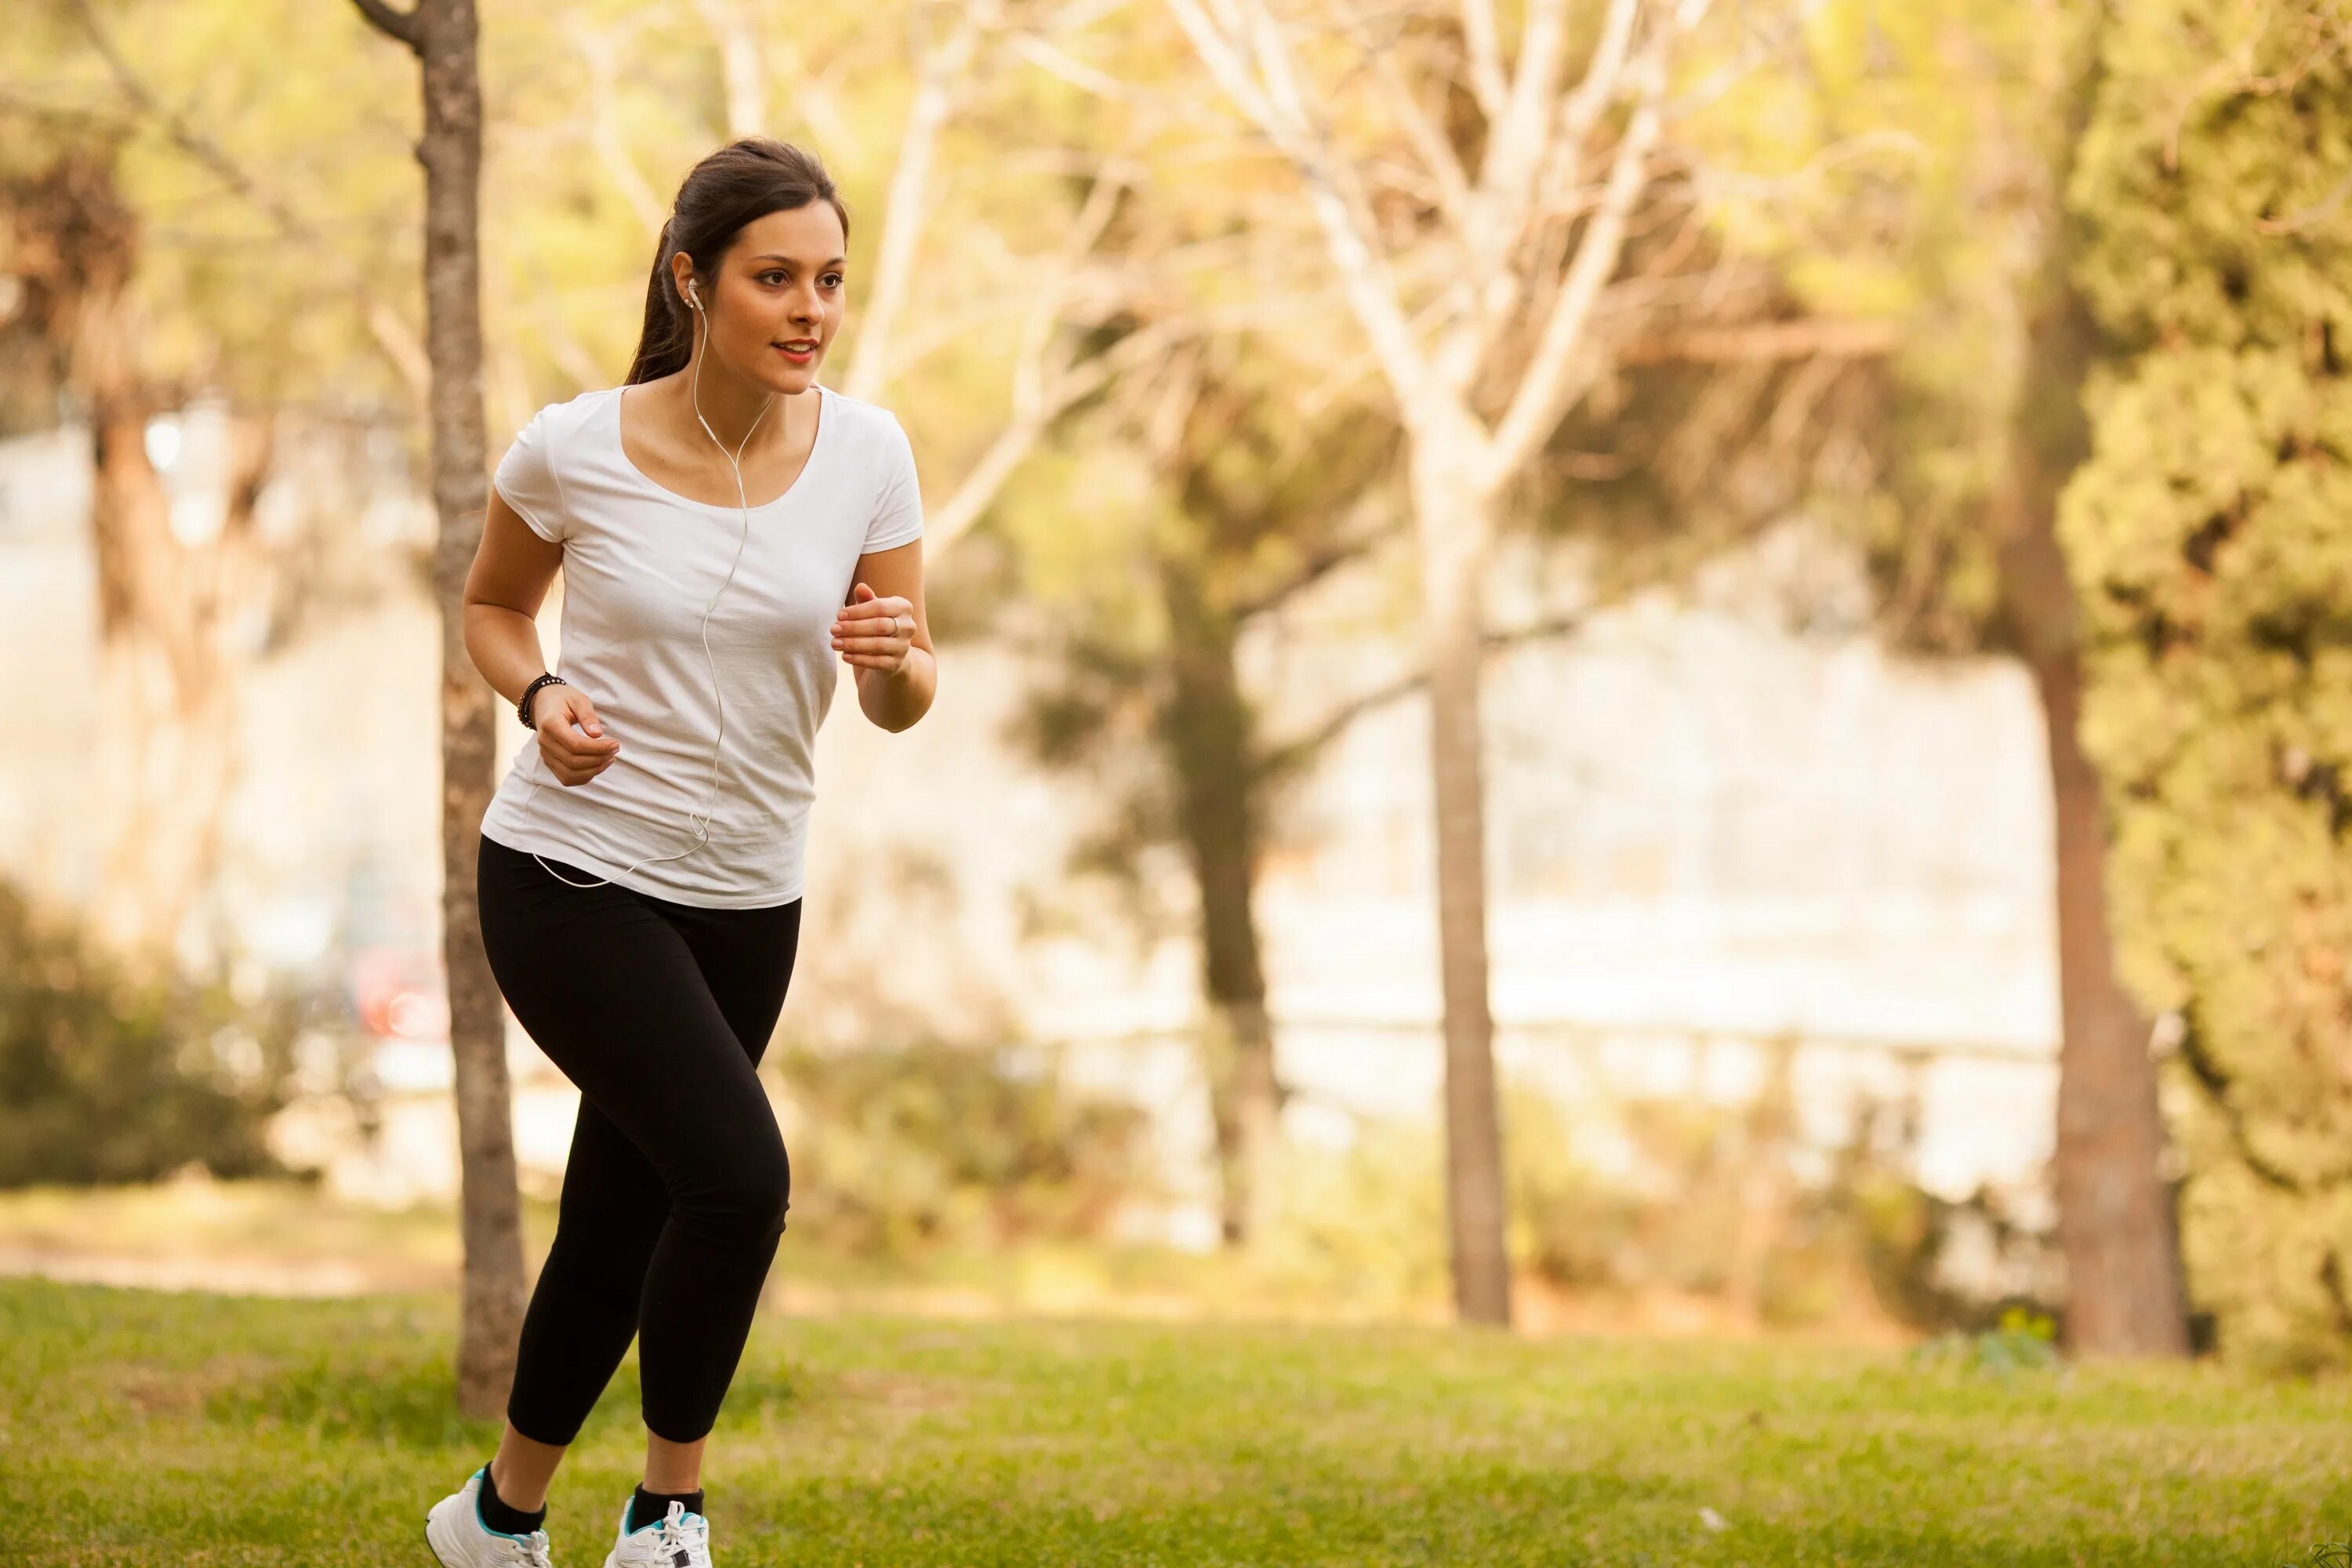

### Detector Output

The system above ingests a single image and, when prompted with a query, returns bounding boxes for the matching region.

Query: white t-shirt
[477,380,923,907]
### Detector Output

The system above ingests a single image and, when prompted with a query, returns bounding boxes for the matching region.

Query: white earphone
[525,264,781,891]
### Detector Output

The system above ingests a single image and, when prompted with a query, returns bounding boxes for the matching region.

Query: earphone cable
[522,289,777,891]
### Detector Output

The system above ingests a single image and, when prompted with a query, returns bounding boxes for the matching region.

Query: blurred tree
[2061,0,2352,1367]
[996,274,1853,1254]
[985,0,1886,1256]
[1163,0,1730,1328]
[1008,334,1403,1247]
[2,0,428,966]
[351,0,525,1420]
[1711,0,2192,1356]
[826,0,1185,547]
[1997,5,2190,1360]
[0,145,273,961]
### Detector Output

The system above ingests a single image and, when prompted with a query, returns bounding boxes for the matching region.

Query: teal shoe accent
[473,1465,536,1542]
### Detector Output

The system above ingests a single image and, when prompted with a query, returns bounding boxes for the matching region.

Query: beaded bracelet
[518,671,568,730]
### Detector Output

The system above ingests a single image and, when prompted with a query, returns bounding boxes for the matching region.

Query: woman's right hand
[535,684,621,786]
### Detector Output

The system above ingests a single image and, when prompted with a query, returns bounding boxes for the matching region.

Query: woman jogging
[424,137,935,1568]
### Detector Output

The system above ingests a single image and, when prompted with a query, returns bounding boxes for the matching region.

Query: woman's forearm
[465,602,555,709]
[855,645,936,732]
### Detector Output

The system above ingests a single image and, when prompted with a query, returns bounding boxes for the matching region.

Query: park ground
[5,1272,2352,1566]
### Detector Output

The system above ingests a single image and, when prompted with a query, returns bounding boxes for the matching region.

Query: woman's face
[678,201,847,394]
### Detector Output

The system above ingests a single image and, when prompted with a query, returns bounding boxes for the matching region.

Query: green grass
[2,1276,2350,1566]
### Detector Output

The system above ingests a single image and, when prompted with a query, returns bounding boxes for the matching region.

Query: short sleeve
[862,414,925,554]
[493,405,568,543]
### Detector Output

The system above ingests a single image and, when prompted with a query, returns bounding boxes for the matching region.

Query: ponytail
[624,140,850,386]
[626,218,691,385]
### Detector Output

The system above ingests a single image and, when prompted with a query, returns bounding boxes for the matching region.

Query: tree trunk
[1157,553,1283,1247]
[61,154,252,966]
[1724,1034,1798,1326]
[1411,439,1511,1327]
[2038,644,2189,1356]
[354,0,526,1417]
[1997,142,2190,1355]
[2002,507,2190,1357]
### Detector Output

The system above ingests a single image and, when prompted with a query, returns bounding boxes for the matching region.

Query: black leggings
[475,833,802,1446]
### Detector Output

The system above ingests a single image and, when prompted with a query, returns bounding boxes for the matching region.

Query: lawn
[2,1275,2349,1566]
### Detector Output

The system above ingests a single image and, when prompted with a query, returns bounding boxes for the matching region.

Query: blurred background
[1,0,2343,1375]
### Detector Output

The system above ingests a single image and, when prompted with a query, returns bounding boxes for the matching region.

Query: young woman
[425,139,935,1568]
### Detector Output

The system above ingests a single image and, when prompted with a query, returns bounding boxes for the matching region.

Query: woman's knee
[677,1125,791,1243]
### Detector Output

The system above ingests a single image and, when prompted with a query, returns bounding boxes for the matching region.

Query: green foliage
[1911,1306,2063,1379]
[1253,1112,1451,1313]
[2,0,426,419]
[1261,1077,2052,1334]
[1677,0,2106,656]
[995,342,1405,946]
[2060,0,2352,1367]
[2285,1544,2352,1568]
[771,1035,1155,1261]
[0,880,310,1189]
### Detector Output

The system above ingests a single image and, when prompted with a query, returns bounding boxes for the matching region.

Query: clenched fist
[535,683,621,786]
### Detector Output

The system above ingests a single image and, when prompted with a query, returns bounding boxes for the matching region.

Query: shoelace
[498,1527,554,1568]
[654,1501,710,1567]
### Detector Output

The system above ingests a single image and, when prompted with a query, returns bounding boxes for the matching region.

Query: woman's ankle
[627,1484,706,1532]
[478,1460,549,1533]
[488,1424,568,1513]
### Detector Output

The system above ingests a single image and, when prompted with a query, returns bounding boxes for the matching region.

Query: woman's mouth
[775,339,816,364]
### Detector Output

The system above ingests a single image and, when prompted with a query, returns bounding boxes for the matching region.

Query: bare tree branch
[1369,46,1472,231]
[862,199,1324,550]
[1457,0,1509,121]
[927,309,1192,546]
[1010,163,1134,413]
[764,27,860,155]
[1483,64,1667,483]
[1475,0,1570,209]
[350,0,423,55]
[579,24,670,233]
[1227,506,1408,620]
[73,0,312,245]
[1534,0,1642,220]
[1166,0,1436,404]
[1618,316,1900,364]
[0,87,135,133]
[691,0,769,139]
[1004,27,1135,100]
[71,0,430,407]
[1258,611,1588,779]
[840,0,999,401]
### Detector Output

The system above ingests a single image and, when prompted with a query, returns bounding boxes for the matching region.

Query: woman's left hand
[832,581,917,673]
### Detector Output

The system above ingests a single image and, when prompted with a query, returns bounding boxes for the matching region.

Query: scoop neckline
[609,381,832,514]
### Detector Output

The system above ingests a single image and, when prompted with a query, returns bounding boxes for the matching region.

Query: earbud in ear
[686,279,702,310]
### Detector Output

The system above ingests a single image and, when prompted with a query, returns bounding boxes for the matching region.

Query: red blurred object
[350,946,449,1040]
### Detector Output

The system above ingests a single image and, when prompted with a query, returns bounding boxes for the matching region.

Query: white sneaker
[424,1465,555,1568]
[601,1498,713,1568]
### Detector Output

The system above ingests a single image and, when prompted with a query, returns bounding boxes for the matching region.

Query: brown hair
[626,138,850,385]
